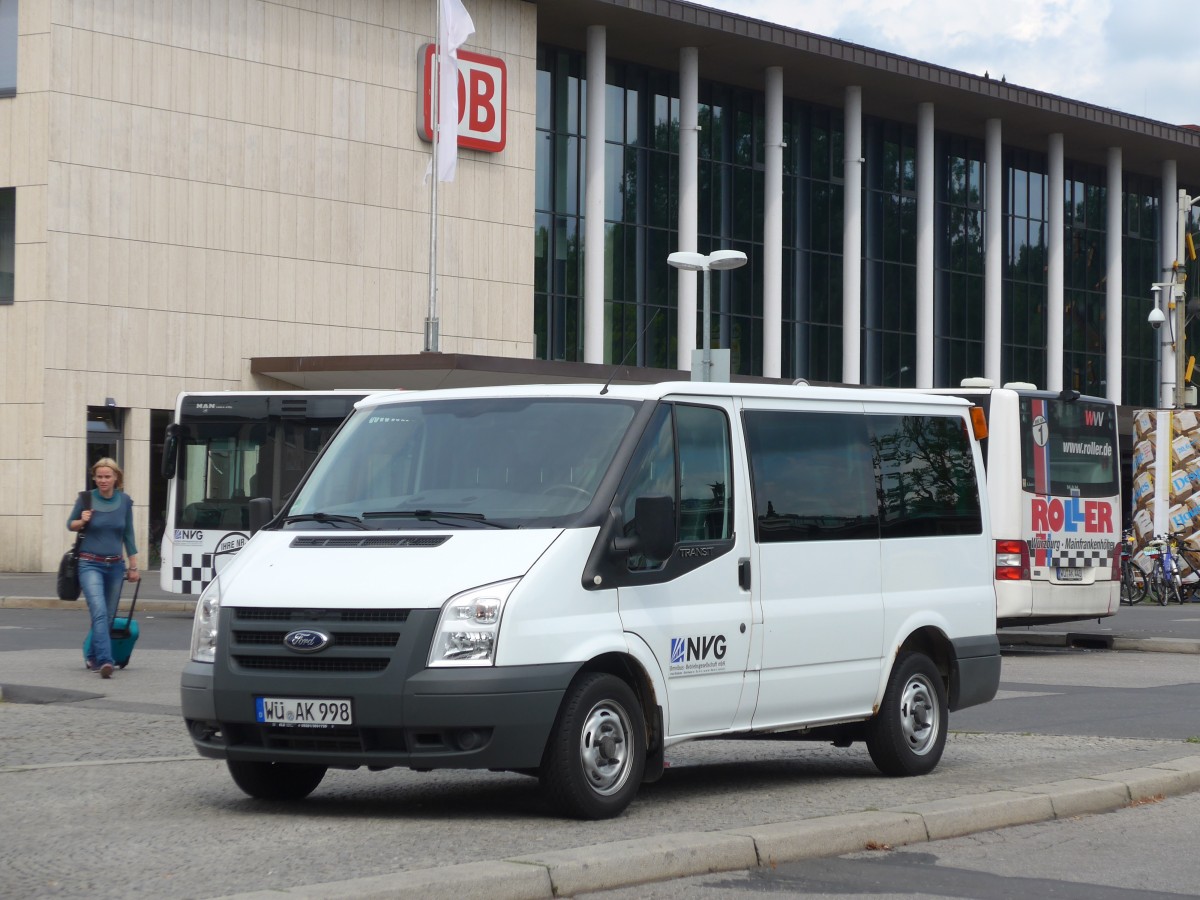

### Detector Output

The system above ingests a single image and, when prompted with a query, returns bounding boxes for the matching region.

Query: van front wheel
[866,652,946,777]
[540,673,645,819]
[226,760,327,800]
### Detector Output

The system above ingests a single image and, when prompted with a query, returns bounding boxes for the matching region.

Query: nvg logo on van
[174,529,203,544]
[669,635,727,677]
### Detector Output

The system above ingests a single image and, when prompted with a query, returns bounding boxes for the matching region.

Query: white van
[181,382,1001,819]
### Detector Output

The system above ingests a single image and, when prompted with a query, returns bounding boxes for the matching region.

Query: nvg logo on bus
[173,529,203,544]
[669,635,727,678]
[1031,497,1113,533]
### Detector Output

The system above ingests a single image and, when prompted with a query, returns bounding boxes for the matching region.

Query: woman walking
[67,458,140,678]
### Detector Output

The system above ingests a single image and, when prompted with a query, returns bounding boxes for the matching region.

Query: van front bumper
[180,606,581,771]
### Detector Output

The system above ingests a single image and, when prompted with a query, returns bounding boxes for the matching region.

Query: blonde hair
[91,457,124,489]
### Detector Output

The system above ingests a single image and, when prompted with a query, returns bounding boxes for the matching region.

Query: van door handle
[738,557,751,591]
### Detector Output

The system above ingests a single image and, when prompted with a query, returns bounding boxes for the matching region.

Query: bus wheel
[866,652,947,777]
[227,760,327,800]
[540,673,645,819]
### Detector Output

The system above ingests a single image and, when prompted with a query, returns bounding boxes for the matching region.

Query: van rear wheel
[540,673,645,819]
[866,651,946,777]
[227,760,327,800]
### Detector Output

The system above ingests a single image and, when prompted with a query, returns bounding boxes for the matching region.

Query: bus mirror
[248,497,274,534]
[161,424,180,479]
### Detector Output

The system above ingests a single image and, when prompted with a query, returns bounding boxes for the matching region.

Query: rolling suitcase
[83,579,141,670]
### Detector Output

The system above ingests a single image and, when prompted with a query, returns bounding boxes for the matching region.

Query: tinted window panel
[744,410,878,542]
[870,414,982,538]
[676,404,733,541]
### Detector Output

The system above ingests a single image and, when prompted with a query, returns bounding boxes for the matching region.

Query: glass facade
[935,135,986,387]
[533,43,1163,403]
[0,188,13,304]
[1003,149,1048,389]
[1122,178,1161,408]
[0,0,15,97]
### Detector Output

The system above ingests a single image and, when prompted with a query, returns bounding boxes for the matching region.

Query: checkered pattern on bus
[1051,547,1109,567]
[172,552,215,594]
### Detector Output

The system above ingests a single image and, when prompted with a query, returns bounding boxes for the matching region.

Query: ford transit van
[181,382,1001,818]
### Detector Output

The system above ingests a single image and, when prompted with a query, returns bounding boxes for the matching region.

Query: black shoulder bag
[56,490,91,601]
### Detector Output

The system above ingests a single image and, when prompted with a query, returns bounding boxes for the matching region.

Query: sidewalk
[0,570,196,612]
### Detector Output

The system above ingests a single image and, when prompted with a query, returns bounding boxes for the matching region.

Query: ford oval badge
[283,629,332,653]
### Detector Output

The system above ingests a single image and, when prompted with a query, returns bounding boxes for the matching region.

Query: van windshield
[285,397,640,528]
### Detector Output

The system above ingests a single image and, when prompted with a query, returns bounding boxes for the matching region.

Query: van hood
[216,528,564,609]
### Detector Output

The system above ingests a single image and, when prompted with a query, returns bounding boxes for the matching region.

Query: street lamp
[667,249,748,382]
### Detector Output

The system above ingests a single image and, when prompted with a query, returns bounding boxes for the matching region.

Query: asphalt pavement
[2,574,1199,899]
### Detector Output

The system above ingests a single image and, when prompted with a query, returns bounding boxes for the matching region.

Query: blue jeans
[79,559,125,667]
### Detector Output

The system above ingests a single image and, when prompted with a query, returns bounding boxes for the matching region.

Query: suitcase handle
[111,578,140,638]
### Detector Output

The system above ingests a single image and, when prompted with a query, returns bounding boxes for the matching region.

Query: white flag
[436,0,475,182]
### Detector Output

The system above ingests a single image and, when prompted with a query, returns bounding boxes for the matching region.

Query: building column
[763,66,783,379]
[677,47,699,371]
[583,25,606,364]
[916,102,934,388]
[1106,147,1123,405]
[985,118,1003,384]
[842,86,863,384]
[1047,133,1064,391]
[1161,160,1178,408]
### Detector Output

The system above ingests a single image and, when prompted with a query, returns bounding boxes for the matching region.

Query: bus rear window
[1019,398,1118,498]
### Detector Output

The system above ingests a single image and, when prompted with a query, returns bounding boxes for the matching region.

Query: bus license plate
[256,697,353,726]
[1057,567,1084,582]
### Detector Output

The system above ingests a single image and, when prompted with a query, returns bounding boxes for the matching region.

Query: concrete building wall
[0,0,536,571]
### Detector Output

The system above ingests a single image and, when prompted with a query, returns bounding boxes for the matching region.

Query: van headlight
[427,579,518,667]
[190,579,222,663]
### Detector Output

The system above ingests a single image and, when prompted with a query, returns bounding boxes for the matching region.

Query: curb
[999,631,1200,654]
[0,596,197,613]
[215,755,1200,900]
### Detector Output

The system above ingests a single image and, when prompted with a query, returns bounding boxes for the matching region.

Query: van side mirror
[248,497,274,535]
[161,424,180,479]
[612,495,676,561]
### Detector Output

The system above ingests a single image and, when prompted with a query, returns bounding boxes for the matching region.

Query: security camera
[1148,306,1166,330]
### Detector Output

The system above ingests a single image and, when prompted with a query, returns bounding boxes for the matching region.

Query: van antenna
[600,309,662,395]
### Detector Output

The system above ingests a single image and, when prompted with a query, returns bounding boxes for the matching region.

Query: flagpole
[425,0,441,352]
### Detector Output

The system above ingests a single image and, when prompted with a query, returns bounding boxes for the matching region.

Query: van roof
[352,381,974,410]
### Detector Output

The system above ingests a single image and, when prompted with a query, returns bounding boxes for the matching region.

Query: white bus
[935,380,1121,627]
[159,391,372,594]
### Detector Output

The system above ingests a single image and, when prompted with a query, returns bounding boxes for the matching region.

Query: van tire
[540,673,645,819]
[866,651,946,777]
[226,760,327,800]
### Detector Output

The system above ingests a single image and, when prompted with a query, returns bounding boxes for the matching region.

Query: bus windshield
[172,395,363,531]
[161,392,368,593]
[1019,397,1118,499]
[286,397,640,528]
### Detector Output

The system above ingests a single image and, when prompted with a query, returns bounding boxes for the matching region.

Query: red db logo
[420,45,507,153]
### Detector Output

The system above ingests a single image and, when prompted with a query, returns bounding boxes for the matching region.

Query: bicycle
[1167,532,1200,603]
[1119,530,1149,605]
[1144,535,1182,606]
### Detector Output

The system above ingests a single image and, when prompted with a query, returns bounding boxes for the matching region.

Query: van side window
[619,403,734,570]
[869,415,982,538]
[676,404,733,542]
[743,410,878,542]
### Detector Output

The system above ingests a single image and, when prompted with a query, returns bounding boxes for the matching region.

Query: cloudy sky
[695,0,1198,127]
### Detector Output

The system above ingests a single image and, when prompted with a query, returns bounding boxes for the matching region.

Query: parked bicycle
[1167,532,1200,603]
[1144,534,1182,606]
[1119,530,1149,605]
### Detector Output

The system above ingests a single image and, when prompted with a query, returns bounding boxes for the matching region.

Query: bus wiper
[362,510,508,528]
[280,512,369,530]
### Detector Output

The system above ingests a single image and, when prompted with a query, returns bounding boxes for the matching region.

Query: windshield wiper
[280,512,369,530]
[362,510,508,529]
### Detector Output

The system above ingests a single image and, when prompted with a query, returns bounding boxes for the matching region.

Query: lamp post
[667,249,748,382]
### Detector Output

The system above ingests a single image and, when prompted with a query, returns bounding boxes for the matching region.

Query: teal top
[67,489,138,558]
